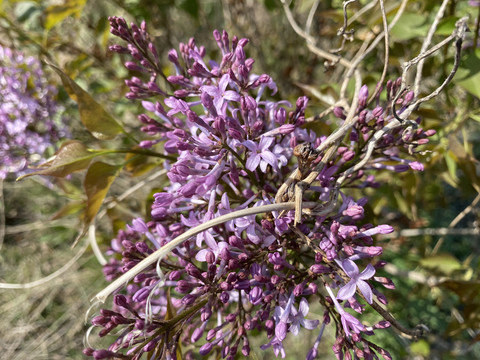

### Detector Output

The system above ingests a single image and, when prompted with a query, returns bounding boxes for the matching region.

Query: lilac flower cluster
[0,46,69,179]
[85,18,435,359]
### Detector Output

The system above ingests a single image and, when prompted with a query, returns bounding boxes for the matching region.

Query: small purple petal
[337,281,357,301]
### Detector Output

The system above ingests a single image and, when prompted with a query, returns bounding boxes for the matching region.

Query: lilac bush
[84,17,439,360]
[0,46,69,179]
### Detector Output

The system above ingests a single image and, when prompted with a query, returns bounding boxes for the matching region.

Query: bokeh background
[1,0,480,359]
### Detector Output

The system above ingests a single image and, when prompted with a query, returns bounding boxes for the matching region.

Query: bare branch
[413,0,451,98]
[93,201,325,303]
[393,17,468,123]
[431,192,480,255]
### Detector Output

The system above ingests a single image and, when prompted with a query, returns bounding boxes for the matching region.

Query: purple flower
[289,298,319,335]
[164,97,190,116]
[306,322,326,360]
[201,74,240,115]
[260,337,286,358]
[326,285,366,337]
[409,161,424,171]
[336,259,376,304]
[195,236,229,262]
[92,19,441,360]
[244,136,279,172]
[273,293,295,341]
[0,46,69,178]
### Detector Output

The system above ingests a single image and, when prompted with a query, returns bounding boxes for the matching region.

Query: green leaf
[45,0,87,30]
[440,280,480,304]
[264,0,279,11]
[470,113,480,123]
[390,12,429,41]
[435,16,459,36]
[420,253,462,275]
[14,1,41,23]
[48,62,125,140]
[410,339,430,357]
[177,0,199,18]
[444,150,459,185]
[454,49,480,99]
[16,140,97,180]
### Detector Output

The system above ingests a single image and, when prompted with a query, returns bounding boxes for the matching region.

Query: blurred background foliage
[0,0,480,359]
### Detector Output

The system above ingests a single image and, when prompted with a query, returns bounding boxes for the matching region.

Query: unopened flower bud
[310,264,330,274]
[199,343,213,356]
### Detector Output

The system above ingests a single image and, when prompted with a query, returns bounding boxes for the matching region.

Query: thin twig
[413,0,451,99]
[4,219,77,234]
[393,17,468,122]
[281,0,354,69]
[382,226,480,239]
[369,299,429,339]
[340,0,408,103]
[305,0,320,36]
[348,0,378,25]
[338,1,357,38]
[330,0,357,53]
[430,193,480,255]
[368,0,389,102]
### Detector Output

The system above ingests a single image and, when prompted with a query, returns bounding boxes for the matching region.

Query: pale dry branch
[93,201,327,303]
[393,17,468,123]
[413,0,451,99]
[382,226,480,239]
[305,0,320,36]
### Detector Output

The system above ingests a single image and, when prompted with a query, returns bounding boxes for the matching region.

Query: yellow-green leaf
[73,161,121,246]
[410,339,430,357]
[51,200,85,220]
[45,0,86,30]
[17,140,97,180]
[48,62,124,140]
[420,253,462,275]
[84,161,122,226]
[444,150,459,185]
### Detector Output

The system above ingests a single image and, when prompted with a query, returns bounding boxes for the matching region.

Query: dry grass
[0,178,106,359]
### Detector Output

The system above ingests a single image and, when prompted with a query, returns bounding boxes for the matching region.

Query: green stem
[92,148,176,161]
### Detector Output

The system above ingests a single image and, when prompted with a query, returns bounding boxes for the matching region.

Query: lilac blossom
[243,136,280,172]
[289,298,320,335]
[200,73,240,115]
[326,285,366,337]
[0,46,69,178]
[336,258,376,304]
[85,19,437,360]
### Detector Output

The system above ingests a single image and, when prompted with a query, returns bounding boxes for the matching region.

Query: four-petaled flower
[289,298,319,335]
[336,258,376,304]
[201,73,240,116]
[244,136,279,172]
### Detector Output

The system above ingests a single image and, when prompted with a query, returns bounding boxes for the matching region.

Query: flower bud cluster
[0,46,69,179]
[86,19,432,359]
